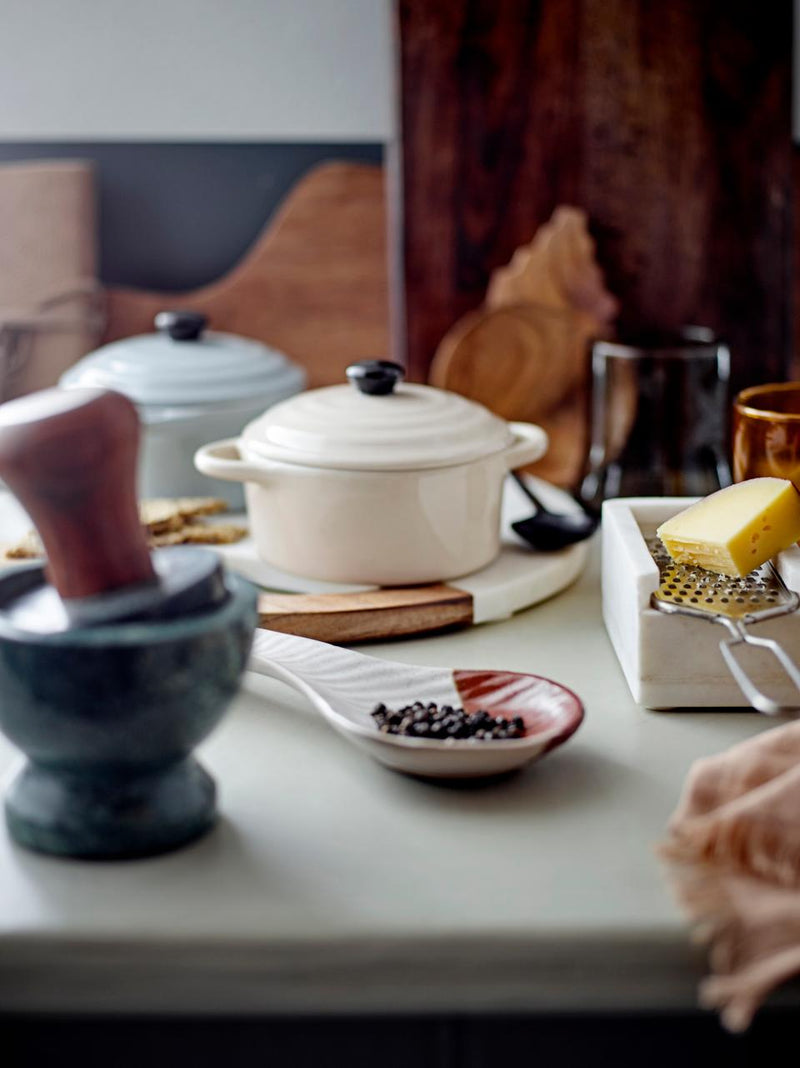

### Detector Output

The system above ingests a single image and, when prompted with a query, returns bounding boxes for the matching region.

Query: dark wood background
[396,0,793,392]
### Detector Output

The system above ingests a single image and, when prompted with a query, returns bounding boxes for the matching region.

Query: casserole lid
[60,310,305,407]
[241,360,516,471]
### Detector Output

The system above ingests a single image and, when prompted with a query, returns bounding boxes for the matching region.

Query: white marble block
[602,497,800,710]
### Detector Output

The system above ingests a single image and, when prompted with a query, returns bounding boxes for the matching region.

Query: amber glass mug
[733,382,800,486]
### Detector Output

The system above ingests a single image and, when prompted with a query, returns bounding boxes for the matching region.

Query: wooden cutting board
[255,584,474,643]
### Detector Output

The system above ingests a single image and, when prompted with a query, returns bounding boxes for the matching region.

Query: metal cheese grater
[648,536,800,714]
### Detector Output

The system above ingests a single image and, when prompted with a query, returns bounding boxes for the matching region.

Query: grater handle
[718,618,800,716]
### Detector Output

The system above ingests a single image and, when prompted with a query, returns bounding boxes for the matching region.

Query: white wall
[0,0,395,141]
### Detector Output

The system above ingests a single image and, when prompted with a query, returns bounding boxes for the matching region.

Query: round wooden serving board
[0,478,590,644]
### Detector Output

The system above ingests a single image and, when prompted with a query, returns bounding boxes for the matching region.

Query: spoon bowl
[511,472,599,552]
[248,630,584,779]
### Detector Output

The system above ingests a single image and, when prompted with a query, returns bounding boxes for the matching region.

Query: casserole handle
[194,439,267,485]
[503,423,549,470]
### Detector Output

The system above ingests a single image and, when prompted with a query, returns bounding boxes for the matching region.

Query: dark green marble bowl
[0,566,258,859]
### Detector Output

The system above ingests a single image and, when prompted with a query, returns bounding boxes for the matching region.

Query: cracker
[139,497,228,534]
[138,502,184,534]
[149,523,247,548]
[5,530,43,559]
[4,498,240,560]
[170,497,228,519]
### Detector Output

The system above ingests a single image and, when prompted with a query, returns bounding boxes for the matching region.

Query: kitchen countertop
[0,538,783,1017]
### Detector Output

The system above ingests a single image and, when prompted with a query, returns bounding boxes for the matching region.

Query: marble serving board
[0,477,590,644]
[602,496,800,709]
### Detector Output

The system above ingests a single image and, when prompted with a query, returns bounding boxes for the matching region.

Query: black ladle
[510,471,600,552]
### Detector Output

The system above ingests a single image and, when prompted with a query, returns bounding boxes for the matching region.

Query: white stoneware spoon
[248,630,584,779]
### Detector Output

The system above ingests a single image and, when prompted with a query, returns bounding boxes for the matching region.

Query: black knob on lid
[155,310,208,342]
[346,360,405,396]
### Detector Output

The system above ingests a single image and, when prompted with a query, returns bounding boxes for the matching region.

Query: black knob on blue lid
[155,310,208,342]
[346,360,405,396]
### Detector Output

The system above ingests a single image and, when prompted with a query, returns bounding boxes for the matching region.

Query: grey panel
[0,142,382,292]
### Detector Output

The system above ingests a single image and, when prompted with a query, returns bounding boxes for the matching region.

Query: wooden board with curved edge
[102,161,390,389]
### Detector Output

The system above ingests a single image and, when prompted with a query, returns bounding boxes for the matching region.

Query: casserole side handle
[194,439,267,485]
[503,423,549,470]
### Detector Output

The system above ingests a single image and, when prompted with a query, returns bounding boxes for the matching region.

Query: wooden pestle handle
[0,388,156,599]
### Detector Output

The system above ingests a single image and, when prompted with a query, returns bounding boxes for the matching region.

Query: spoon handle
[247,629,459,721]
[510,471,599,521]
[510,471,552,515]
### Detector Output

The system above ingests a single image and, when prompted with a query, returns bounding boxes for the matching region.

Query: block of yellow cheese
[656,478,800,577]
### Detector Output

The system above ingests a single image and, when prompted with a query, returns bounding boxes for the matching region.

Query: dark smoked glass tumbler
[579,327,731,508]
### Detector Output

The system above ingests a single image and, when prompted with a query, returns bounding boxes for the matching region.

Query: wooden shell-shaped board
[485,206,618,324]
[431,207,618,488]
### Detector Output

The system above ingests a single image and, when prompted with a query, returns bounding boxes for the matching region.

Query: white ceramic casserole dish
[195,360,547,585]
[60,311,305,506]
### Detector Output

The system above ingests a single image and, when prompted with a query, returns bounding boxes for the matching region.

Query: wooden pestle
[0,388,156,600]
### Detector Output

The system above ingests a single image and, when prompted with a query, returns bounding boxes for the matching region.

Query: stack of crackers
[5,497,247,560]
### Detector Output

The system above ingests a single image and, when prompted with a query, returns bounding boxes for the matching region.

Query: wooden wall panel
[397,0,793,393]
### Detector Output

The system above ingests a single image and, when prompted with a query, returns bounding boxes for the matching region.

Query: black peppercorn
[369,701,525,741]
